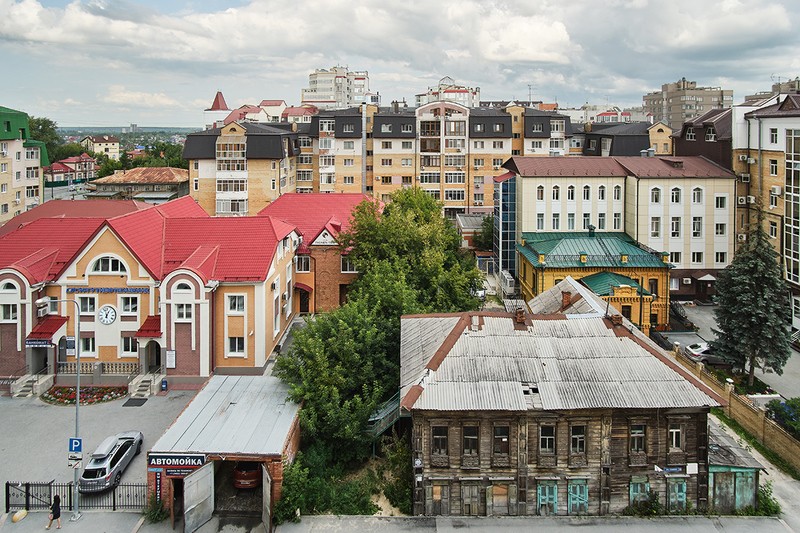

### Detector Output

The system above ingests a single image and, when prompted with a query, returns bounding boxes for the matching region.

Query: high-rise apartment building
[301,66,370,109]
[643,78,733,129]
[0,106,47,225]
[415,76,481,107]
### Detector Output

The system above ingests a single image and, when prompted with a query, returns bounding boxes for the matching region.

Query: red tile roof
[257,193,371,244]
[0,199,149,237]
[282,105,318,118]
[614,156,734,178]
[206,91,229,111]
[135,315,162,338]
[27,315,68,340]
[160,217,297,282]
[493,171,515,183]
[504,156,629,177]
[0,218,105,283]
[259,100,286,107]
[224,105,264,125]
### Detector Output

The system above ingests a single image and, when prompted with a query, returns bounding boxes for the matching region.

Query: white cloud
[102,85,180,108]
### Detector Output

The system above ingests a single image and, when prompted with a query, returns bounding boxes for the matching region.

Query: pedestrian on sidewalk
[46,494,61,529]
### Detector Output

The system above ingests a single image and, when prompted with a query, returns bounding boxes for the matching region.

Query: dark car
[233,461,262,489]
[79,431,143,493]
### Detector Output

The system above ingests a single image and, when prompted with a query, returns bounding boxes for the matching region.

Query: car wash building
[148,374,300,531]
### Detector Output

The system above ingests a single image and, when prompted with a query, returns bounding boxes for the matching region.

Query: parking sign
[69,438,82,453]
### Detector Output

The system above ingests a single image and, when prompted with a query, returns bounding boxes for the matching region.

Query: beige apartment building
[0,106,46,226]
[81,135,120,161]
[183,122,299,216]
[643,78,733,129]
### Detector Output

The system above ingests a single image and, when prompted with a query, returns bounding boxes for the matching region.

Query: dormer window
[685,127,695,141]
[705,127,716,142]
[92,256,127,274]
[175,282,192,291]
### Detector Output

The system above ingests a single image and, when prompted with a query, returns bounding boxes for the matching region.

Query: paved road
[681,303,800,399]
[0,390,195,485]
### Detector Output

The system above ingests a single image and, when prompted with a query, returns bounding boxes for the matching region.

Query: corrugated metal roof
[401,314,719,412]
[152,375,300,456]
[580,271,650,296]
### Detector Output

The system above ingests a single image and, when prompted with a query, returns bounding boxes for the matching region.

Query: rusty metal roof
[401,311,720,413]
[93,167,189,185]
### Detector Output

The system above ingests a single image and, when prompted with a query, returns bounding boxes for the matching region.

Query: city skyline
[1,0,798,127]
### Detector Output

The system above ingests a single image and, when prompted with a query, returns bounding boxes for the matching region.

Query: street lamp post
[35,297,82,522]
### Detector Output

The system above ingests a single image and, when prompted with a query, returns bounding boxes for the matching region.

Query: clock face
[98,305,117,325]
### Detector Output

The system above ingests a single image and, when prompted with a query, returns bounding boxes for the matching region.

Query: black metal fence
[5,481,148,513]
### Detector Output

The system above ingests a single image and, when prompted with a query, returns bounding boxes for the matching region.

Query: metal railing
[5,481,148,513]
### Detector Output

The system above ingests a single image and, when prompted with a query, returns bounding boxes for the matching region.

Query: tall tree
[712,209,791,386]
[340,187,483,312]
[28,116,62,162]
[473,213,495,251]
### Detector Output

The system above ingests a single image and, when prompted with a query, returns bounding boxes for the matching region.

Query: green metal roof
[580,271,651,296]
[518,231,669,269]
[0,106,31,142]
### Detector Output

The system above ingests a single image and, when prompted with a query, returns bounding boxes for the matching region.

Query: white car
[683,342,727,366]
[79,431,143,493]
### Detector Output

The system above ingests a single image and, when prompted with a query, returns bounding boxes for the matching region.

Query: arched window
[671,187,681,203]
[92,256,127,274]
[567,185,575,201]
[1,282,16,291]
[692,187,703,203]
[552,185,560,200]
[650,187,662,204]
[537,185,545,201]
[583,185,591,201]
[175,282,192,291]
[598,185,606,201]
[613,185,622,200]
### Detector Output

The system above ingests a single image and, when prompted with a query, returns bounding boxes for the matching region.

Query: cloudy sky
[1,0,798,128]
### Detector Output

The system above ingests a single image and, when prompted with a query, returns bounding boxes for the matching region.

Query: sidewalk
[0,511,142,533]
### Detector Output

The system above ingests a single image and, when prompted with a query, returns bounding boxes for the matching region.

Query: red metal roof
[206,91,229,111]
[493,171,515,183]
[257,193,372,244]
[614,156,734,178]
[27,315,68,340]
[0,199,149,237]
[259,100,286,107]
[505,156,629,177]
[135,315,162,338]
[294,282,313,292]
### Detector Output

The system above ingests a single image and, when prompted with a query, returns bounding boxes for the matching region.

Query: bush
[380,432,413,515]
[766,398,800,440]
[622,490,663,517]
[143,493,168,523]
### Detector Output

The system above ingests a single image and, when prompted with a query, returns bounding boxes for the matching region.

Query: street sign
[70,461,81,470]
[69,438,82,453]
[68,453,83,462]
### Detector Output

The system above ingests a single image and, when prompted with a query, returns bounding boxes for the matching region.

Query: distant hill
[58,126,198,135]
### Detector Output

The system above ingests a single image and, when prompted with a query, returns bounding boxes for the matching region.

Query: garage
[147,374,301,532]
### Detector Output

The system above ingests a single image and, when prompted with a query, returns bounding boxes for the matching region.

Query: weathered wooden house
[400,279,723,516]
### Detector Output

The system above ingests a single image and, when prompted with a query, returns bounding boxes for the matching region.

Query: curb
[131,515,146,533]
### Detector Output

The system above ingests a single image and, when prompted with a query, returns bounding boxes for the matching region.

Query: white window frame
[79,296,96,315]
[81,336,96,356]
[341,255,358,273]
[296,255,311,273]
[120,296,138,315]
[228,294,245,314]
[228,336,246,357]
[175,303,193,321]
[0,303,18,322]
[120,337,138,358]
[650,217,661,238]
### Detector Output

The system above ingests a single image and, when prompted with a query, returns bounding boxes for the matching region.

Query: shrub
[622,490,663,517]
[380,431,413,515]
[766,398,800,440]
[143,493,168,523]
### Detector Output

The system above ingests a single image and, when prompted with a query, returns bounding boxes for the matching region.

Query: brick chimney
[610,314,623,326]
[515,308,525,324]
[561,291,572,311]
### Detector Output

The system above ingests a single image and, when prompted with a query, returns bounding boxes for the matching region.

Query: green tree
[340,187,482,312]
[52,142,85,162]
[473,213,495,251]
[95,153,123,178]
[712,211,791,386]
[28,116,62,161]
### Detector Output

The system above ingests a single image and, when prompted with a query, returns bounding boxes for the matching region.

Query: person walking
[46,494,61,529]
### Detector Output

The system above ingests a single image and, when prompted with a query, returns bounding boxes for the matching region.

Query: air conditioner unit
[37,307,48,318]
[0,151,7,157]
[474,200,483,206]
[747,157,757,164]
[738,154,748,162]
[737,196,747,205]
[270,281,277,290]
[739,173,750,182]
[771,185,782,196]
[13,199,20,205]
[682,278,692,285]
[747,195,756,204]
[493,165,500,170]
[737,233,747,242]
[474,166,480,170]
[282,291,288,301]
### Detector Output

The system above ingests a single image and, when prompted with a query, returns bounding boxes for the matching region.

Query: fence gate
[5,481,147,513]
[183,462,214,533]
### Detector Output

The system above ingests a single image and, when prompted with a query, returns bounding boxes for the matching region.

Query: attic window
[175,282,192,291]
[92,256,127,274]
[230,127,237,132]
[2,282,15,291]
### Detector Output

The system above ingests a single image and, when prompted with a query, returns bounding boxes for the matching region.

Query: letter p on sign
[69,438,82,453]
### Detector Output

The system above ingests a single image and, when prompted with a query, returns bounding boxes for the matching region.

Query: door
[568,480,588,515]
[537,482,557,515]
[713,472,735,514]
[184,462,214,533]
[735,471,756,509]
[667,479,687,512]
[299,290,310,314]
[262,464,272,532]
[492,484,508,515]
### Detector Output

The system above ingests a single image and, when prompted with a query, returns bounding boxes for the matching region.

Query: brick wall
[312,247,357,312]
[0,323,24,375]
[174,323,200,376]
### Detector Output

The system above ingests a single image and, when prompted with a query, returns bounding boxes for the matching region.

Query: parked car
[79,431,143,493]
[683,342,728,366]
[233,461,262,489]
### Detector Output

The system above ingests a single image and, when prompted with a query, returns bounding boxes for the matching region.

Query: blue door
[537,481,557,515]
[568,480,588,515]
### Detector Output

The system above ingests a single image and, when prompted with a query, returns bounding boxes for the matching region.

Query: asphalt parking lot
[0,390,195,485]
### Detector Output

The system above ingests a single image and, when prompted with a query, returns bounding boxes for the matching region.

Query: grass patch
[711,407,800,480]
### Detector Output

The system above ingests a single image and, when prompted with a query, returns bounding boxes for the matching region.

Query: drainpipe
[361,104,367,194]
